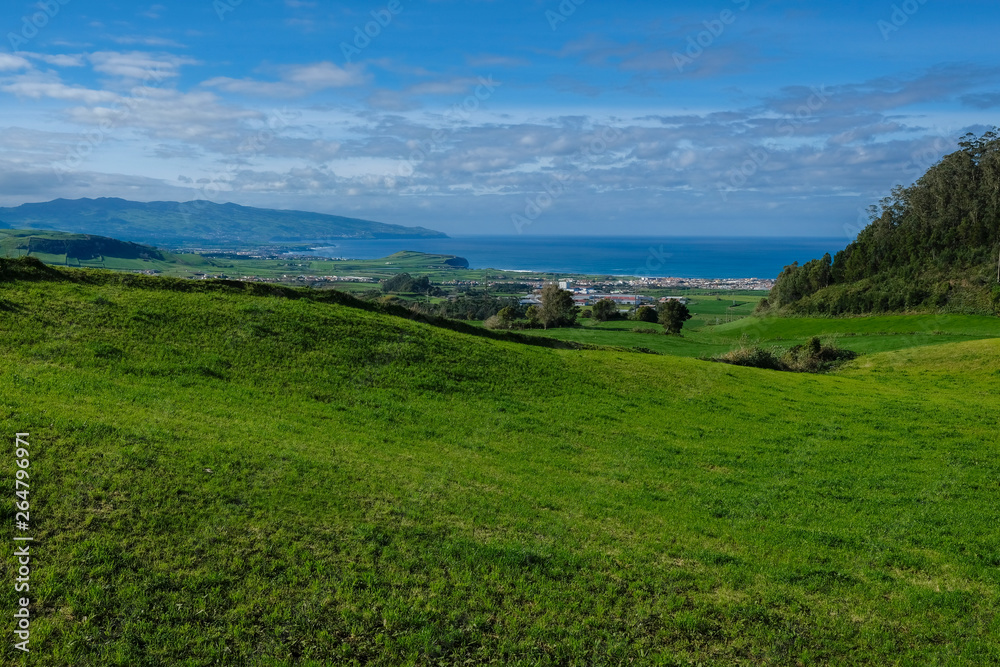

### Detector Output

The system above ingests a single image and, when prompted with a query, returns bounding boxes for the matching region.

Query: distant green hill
[0,229,171,261]
[0,228,216,273]
[763,128,1000,315]
[0,197,447,245]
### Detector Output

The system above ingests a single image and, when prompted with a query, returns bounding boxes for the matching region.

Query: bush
[631,305,658,323]
[592,298,619,322]
[712,336,857,373]
[781,336,857,372]
[713,344,785,371]
[630,327,660,334]
[483,315,505,330]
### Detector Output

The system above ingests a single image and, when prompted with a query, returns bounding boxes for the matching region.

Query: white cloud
[109,35,187,48]
[407,79,480,96]
[203,61,366,97]
[2,75,119,105]
[466,54,531,68]
[64,88,260,141]
[286,61,365,87]
[88,51,198,80]
[21,52,86,68]
[0,54,31,71]
[140,5,167,19]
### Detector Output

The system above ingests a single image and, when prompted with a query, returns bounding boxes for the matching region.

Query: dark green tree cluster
[763,129,1000,315]
[592,298,621,322]
[768,254,832,308]
[381,272,440,294]
[410,294,522,321]
[630,305,659,323]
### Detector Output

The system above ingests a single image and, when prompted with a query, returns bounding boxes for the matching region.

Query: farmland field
[515,294,1000,359]
[1,260,998,665]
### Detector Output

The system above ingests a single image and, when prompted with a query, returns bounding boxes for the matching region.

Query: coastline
[301,235,845,282]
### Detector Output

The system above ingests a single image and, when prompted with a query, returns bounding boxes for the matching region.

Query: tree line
[374,275,695,333]
[761,129,1000,315]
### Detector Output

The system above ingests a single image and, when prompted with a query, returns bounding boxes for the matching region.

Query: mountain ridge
[0,197,447,245]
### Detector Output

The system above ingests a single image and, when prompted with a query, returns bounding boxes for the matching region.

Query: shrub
[713,336,857,373]
[631,305,658,323]
[781,336,857,372]
[483,315,505,330]
[713,344,785,371]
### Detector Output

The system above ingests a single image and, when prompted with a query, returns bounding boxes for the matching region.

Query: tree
[658,299,692,334]
[538,283,577,329]
[767,128,1000,315]
[592,298,619,322]
[525,305,541,324]
[496,306,517,325]
[631,305,658,323]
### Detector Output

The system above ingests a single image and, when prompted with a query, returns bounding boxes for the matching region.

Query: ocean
[304,236,851,280]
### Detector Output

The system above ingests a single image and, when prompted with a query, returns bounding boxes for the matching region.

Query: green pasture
[0,262,997,665]
[519,296,1000,359]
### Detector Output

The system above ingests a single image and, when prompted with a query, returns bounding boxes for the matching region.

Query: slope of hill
[761,128,1000,315]
[0,229,173,261]
[0,197,447,245]
[0,258,997,665]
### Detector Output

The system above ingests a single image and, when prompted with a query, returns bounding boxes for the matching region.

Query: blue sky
[1,0,999,237]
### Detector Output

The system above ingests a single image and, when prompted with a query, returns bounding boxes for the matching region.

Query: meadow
[1,259,998,665]
[517,295,1000,359]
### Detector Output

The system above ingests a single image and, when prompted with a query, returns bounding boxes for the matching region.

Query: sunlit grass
[1,263,998,664]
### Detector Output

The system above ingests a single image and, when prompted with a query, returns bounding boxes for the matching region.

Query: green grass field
[1,261,998,665]
[513,295,1000,360]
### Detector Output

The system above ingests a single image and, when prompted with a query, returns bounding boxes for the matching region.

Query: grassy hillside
[1,259,998,665]
[0,198,447,245]
[505,295,1000,359]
